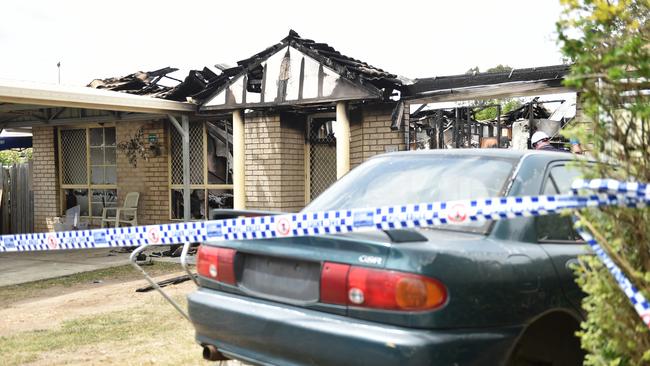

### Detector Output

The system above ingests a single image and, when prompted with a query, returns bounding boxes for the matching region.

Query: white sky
[0,0,566,86]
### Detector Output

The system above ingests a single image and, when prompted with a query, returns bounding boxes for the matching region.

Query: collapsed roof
[194,30,403,106]
[87,33,572,109]
[405,65,570,97]
[88,66,217,102]
[88,30,403,107]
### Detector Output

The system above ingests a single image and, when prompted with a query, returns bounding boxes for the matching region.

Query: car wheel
[507,312,584,366]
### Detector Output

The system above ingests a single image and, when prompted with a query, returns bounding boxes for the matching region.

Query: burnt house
[0,30,408,232]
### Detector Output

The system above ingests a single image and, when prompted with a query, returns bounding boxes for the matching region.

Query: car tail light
[320,262,350,305]
[320,262,447,311]
[197,245,237,285]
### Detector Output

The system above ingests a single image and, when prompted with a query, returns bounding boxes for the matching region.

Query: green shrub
[557,0,650,364]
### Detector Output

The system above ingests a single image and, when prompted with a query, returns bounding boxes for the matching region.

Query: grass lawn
[0,262,179,307]
[0,262,241,365]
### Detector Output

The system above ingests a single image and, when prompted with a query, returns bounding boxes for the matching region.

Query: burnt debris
[89,30,403,105]
[405,65,570,97]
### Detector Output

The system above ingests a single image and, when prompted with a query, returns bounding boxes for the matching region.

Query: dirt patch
[0,266,243,365]
[0,272,190,337]
[0,262,181,308]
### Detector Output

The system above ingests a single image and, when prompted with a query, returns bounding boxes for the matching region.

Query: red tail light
[320,262,447,311]
[197,245,237,285]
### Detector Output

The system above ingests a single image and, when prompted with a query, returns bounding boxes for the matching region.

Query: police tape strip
[0,179,647,253]
[573,224,650,328]
[0,179,649,329]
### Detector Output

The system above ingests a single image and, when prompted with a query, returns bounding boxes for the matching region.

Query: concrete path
[0,248,132,287]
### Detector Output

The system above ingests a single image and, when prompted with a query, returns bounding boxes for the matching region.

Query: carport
[0,79,199,231]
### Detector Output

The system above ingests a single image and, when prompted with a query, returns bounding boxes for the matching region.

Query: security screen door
[308,116,337,201]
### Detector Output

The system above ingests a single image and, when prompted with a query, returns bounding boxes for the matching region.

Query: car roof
[377,148,573,162]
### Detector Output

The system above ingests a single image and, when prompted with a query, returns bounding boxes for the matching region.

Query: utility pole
[57,61,61,84]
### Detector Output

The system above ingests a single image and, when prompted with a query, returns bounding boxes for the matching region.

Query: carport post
[496,104,502,148]
[168,114,191,221]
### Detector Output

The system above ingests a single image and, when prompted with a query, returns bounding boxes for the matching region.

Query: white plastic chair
[101,192,139,228]
[54,205,80,231]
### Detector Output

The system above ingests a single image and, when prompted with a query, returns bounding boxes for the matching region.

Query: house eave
[0,79,197,115]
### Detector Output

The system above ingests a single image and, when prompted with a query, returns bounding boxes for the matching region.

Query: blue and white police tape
[0,179,647,253]
[0,179,648,329]
[573,224,650,328]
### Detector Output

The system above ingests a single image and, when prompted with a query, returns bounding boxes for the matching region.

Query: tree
[0,149,31,166]
[465,66,480,75]
[486,64,513,73]
[464,65,519,121]
[557,0,650,364]
[473,98,522,121]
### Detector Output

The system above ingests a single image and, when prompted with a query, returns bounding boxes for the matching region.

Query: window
[169,120,234,220]
[536,164,582,242]
[59,127,117,219]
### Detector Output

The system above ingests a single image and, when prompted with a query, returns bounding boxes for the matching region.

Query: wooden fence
[0,162,33,234]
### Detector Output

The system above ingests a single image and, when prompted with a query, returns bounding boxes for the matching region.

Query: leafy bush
[0,149,32,166]
[557,0,650,364]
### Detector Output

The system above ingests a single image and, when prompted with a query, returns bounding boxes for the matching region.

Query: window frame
[536,161,584,244]
[168,121,234,220]
[58,124,117,219]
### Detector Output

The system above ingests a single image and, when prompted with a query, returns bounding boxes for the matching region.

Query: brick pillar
[279,114,305,212]
[244,113,282,211]
[115,120,169,225]
[244,112,306,212]
[32,127,60,232]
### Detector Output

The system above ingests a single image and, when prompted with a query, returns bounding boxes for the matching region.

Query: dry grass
[0,262,180,307]
[0,263,242,365]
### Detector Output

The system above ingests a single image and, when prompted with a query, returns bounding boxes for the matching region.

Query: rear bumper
[188,288,522,366]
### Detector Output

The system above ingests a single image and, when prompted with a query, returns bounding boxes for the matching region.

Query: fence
[0,162,33,234]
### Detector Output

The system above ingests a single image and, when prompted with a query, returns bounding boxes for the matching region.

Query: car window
[537,164,582,243]
[303,155,517,234]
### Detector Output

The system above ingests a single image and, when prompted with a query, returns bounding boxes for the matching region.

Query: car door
[536,162,590,313]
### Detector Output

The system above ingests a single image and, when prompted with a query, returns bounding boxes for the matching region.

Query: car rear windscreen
[303,155,517,233]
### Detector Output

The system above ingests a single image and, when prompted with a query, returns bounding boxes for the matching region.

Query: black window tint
[537,165,582,242]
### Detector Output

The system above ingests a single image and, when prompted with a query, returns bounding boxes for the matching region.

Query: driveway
[0,248,132,286]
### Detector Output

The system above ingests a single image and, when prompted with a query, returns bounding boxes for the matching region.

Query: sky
[0,0,567,86]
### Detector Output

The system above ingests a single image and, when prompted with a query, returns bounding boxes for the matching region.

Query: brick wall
[244,112,306,212]
[32,127,60,232]
[356,104,406,166]
[279,114,306,212]
[244,113,282,210]
[115,120,169,225]
[350,108,364,168]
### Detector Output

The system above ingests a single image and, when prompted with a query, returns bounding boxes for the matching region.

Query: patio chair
[101,192,140,228]
[54,205,84,231]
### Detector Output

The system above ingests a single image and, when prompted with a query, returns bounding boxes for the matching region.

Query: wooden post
[181,116,191,222]
[496,104,502,148]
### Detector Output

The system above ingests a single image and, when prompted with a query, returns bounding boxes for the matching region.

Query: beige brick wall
[32,127,60,232]
[355,104,406,167]
[244,112,306,212]
[350,109,364,168]
[243,105,404,211]
[279,114,306,212]
[115,120,169,225]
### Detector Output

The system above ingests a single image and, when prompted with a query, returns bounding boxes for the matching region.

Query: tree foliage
[464,65,521,121]
[473,98,522,121]
[557,0,650,364]
[0,149,32,166]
